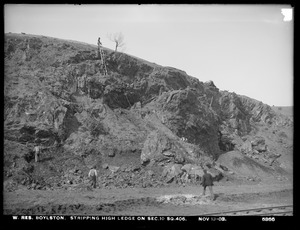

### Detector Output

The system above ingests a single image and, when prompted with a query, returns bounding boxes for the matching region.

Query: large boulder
[251,136,267,153]
[162,163,183,183]
[141,131,185,165]
[240,140,253,154]
[181,163,193,173]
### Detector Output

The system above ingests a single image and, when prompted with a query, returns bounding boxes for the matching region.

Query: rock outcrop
[4,33,293,189]
[141,131,186,165]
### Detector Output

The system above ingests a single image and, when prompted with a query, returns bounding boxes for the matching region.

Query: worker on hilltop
[98,37,102,47]
[97,36,108,75]
[201,169,214,200]
[97,37,102,59]
[88,165,98,189]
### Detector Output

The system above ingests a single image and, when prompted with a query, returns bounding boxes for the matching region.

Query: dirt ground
[4,180,293,216]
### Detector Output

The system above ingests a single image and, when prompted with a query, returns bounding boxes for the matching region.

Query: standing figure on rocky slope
[201,169,214,200]
[88,166,98,189]
[34,145,41,163]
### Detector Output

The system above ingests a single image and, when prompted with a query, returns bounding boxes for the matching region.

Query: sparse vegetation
[108,32,125,52]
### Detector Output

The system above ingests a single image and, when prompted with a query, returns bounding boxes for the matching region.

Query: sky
[4,4,293,106]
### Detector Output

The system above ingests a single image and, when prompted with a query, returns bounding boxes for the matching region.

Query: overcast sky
[4,4,293,106]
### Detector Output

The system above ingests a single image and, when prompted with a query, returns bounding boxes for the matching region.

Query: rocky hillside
[4,33,293,191]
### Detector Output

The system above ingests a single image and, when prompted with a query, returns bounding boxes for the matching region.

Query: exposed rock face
[152,88,221,159]
[4,33,293,189]
[162,163,183,183]
[141,131,186,165]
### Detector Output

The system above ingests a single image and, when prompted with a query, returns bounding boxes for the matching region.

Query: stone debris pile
[156,194,213,205]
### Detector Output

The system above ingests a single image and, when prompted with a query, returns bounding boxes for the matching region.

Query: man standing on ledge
[88,166,98,189]
[201,169,214,200]
[34,144,41,163]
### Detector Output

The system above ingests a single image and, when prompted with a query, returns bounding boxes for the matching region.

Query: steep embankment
[4,33,293,191]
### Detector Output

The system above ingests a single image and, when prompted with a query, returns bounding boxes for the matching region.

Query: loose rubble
[4,33,293,192]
